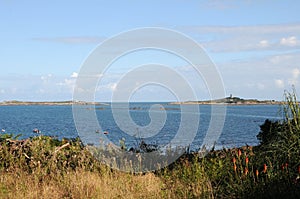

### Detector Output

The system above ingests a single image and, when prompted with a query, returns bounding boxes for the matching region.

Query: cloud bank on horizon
[0,0,299,101]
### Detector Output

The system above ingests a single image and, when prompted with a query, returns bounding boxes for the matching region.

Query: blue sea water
[0,104,282,150]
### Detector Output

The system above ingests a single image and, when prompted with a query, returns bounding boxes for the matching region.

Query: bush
[256,89,300,189]
[257,119,284,145]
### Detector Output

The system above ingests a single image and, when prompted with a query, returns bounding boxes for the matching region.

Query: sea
[0,103,283,151]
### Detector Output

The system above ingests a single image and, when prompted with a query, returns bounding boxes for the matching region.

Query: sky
[0,0,300,101]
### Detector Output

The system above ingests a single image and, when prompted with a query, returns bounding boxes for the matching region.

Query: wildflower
[232,157,236,164]
[281,164,285,171]
[255,169,259,177]
[245,157,249,166]
[244,168,249,175]
[263,164,267,173]
[184,159,190,167]
[233,164,237,172]
[238,149,242,157]
[285,163,288,169]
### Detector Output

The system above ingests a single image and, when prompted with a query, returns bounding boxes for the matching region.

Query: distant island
[0,95,281,106]
[170,95,281,105]
[0,100,103,106]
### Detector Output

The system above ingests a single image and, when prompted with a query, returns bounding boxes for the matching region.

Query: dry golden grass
[0,169,163,199]
[0,136,214,199]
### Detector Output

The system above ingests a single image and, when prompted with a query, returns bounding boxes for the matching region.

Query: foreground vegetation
[0,90,300,198]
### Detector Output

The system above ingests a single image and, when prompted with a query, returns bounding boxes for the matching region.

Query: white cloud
[272,68,300,88]
[280,36,298,47]
[64,78,75,87]
[288,68,300,86]
[97,82,117,92]
[110,83,117,91]
[182,23,300,52]
[258,40,269,48]
[40,74,53,83]
[55,72,95,94]
[57,75,78,93]
[275,79,285,88]
[0,74,80,101]
[57,78,75,88]
[216,51,300,100]
[269,54,294,65]
[71,72,78,78]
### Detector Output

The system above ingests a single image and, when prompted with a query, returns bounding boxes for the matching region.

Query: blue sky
[1,0,300,101]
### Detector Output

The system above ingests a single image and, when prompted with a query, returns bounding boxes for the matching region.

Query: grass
[0,135,212,198]
[0,169,163,199]
[0,135,299,198]
[0,89,300,198]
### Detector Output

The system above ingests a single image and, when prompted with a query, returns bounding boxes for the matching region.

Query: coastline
[169,101,282,105]
[169,96,282,105]
[0,100,106,106]
[0,99,282,106]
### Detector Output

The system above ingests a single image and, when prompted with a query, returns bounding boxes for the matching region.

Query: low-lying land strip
[0,96,281,106]
[170,96,281,105]
[0,100,103,106]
